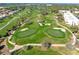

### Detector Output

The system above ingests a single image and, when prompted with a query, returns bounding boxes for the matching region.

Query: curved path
[54,15,77,45]
[9,43,66,53]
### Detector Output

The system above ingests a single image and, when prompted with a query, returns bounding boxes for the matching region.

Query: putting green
[14,21,39,38]
[15,29,37,38]
[45,28,65,38]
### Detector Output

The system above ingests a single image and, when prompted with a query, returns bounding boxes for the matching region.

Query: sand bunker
[53,27,66,32]
[20,28,29,31]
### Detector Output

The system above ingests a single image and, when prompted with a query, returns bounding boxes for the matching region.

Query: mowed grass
[45,28,65,38]
[11,21,71,44]
[12,47,61,55]
[11,12,71,44]
[0,14,16,28]
[0,8,29,36]
[11,23,47,45]
[0,17,19,36]
[44,27,71,44]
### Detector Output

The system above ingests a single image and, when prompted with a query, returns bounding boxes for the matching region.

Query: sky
[0,0,79,3]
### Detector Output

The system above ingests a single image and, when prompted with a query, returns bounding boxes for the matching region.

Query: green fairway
[11,27,47,45]
[10,10,71,44]
[0,8,30,36]
[0,5,71,45]
[44,28,65,38]
[15,29,37,38]
[11,20,71,44]
[44,27,71,43]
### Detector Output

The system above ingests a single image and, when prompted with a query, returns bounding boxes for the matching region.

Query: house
[71,8,79,13]
[60,10,79,26]
[59,10,70,14]
[63,11,79,26]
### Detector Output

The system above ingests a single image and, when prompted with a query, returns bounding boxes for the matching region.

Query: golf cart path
[54,11,77,45]
[9,43,66,53]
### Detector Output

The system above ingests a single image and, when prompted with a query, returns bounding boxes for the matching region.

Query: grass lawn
[11,26,47,45]
[44,27,71,44]
[11,22,71,44]
[0,8,29,36]
[12,47,61,55]
[11,12,71,45]
[44,28,65,38]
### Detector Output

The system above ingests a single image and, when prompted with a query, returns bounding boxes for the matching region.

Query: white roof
[63,11,79,26]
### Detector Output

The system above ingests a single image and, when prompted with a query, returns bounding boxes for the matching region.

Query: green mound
[15,29,37,38]
[45,28,65,38]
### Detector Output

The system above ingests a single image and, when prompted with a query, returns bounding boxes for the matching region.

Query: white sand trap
[53,27,66,32]
[39,23,43,26]
[20,28,29,31]
[45,23,51,26]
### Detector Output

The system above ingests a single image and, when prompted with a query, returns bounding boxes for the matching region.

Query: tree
[42,42,51,48]
[26,45,33,50]
[0,35,2,38]
[12,26,18,30]
[0,45,5,50]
